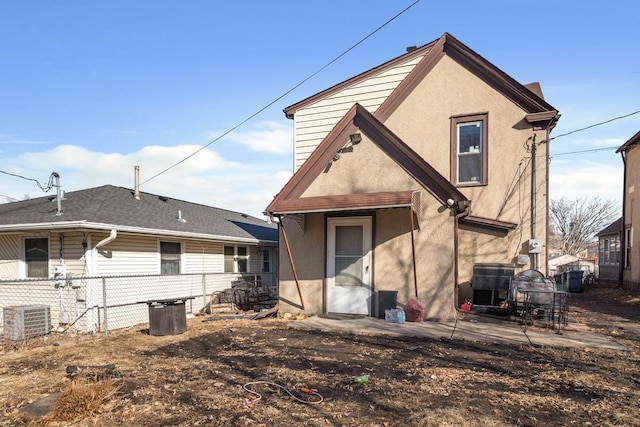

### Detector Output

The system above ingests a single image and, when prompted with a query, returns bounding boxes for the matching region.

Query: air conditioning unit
[3,305,51,341]
[528,238,542,254]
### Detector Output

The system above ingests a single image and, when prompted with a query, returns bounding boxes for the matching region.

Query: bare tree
[549,197,620,256]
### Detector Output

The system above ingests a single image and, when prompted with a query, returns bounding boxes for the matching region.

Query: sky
[0,1,638,219]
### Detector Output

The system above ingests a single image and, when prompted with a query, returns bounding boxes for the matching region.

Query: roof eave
[0,221,276,245]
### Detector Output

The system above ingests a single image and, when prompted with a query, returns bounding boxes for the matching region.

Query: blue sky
[0,1,638,218]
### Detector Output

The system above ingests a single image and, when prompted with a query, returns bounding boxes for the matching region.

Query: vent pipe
[52,172,63,216]
[134,166,140,200]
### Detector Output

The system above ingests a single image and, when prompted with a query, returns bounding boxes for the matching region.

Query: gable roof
[616,130,640,153]
[0,185,277,244]
[597,217,623,237]
[284,32,559,127]
[265,103,467,216]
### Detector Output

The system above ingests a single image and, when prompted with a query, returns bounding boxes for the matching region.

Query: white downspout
[89,230,117,333]
[95,229,118,250]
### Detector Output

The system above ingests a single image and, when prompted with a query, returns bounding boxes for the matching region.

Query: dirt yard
[1,287,640,426]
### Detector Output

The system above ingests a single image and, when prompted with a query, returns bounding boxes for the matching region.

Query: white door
[326,216,372,314]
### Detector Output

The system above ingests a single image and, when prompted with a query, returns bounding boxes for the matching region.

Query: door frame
[325,215,373,314]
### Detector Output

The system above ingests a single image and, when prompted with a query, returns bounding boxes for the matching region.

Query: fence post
[202,273,207,312]
[102,277,108,336]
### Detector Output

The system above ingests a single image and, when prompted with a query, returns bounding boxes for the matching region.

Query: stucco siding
[293,55,424,170]
[384,55,547,272]
[277,214,326,314]
[623,146,640,289]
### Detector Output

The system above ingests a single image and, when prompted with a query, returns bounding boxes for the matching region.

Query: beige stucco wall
[384,55,549,275]
[277,131,458,320]
[623,147,640,289]
[279,52,553,319]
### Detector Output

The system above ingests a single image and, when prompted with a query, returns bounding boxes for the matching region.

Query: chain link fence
[0,272,276,339]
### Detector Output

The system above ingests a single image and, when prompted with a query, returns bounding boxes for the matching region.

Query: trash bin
[147,299,187,336]
[376,291,398,319]
[567,270,585,292]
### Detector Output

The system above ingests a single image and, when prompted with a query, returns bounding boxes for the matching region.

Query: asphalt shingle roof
[0,185,277,243]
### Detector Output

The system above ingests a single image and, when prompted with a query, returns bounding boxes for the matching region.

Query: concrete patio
[288,313,628,350]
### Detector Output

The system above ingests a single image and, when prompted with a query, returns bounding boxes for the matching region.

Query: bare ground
[1,287,640,427]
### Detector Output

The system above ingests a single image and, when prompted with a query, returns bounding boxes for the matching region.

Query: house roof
[0,185,277,244]
[283,32,559,127]
[616,130,640,153]
[265,103,468,216]
[597,217,623,237]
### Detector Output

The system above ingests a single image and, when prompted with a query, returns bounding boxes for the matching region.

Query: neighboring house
[548,254,595,277]
[265,33,560,321]
[0,184,277,332]
[596,217,622,286]
[617,130,640,290]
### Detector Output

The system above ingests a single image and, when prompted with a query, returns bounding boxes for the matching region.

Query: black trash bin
[147,298,187,336]
[376,291,398,319]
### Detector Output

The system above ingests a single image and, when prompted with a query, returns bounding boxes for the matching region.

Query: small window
[25,237,49,278]
[224,245,249,273]
[451,114,488,186]
[262,249,271,273]
[160,241,181,275]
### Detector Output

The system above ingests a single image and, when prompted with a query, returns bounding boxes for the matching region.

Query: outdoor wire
[242,381,323,406]
[138,0,423,188]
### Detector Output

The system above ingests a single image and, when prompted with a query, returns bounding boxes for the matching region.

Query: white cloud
[219,120,293,154]
[0,144,293,218]
[549,160,623,206]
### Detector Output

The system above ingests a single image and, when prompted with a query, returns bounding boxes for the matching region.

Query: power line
[140,0,422,186]
[550,110,640,141]
[0,170,56,192]
[550,146,618,157]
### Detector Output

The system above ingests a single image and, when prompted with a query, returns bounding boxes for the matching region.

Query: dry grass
[48,378,118,422]
[1,288,639,426]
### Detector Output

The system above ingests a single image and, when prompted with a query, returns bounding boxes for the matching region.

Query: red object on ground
[460,301,471,311]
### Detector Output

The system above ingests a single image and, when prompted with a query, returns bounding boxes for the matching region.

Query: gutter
[0,221,276,245]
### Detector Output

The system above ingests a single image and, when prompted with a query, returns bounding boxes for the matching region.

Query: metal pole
[410,208,418,297]
[280,219,304,310]
[530,135,539,270]
[102,277,108,335]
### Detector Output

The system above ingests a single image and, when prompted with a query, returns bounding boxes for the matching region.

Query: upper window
[451,114,488,186]
[25,237,49,278]
[224,245,249,273]
[160,241,181,275]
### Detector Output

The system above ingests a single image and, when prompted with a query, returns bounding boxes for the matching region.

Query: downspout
[453,201,470,312]
[620,150,627,287]
[95,229,118,250]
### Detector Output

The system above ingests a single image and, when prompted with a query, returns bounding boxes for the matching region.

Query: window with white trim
[599,236,620,266]
[160,241,181,275]
[25,237,49,278]
[224,245,249,273]
[261,249,271,273]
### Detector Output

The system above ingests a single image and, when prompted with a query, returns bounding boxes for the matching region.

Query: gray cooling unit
[3,305,51,340]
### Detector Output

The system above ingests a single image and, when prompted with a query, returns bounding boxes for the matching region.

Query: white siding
[96,234,158,276]
[293,55,424,170]
[184,241,223,273]
[0,234,19,279]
